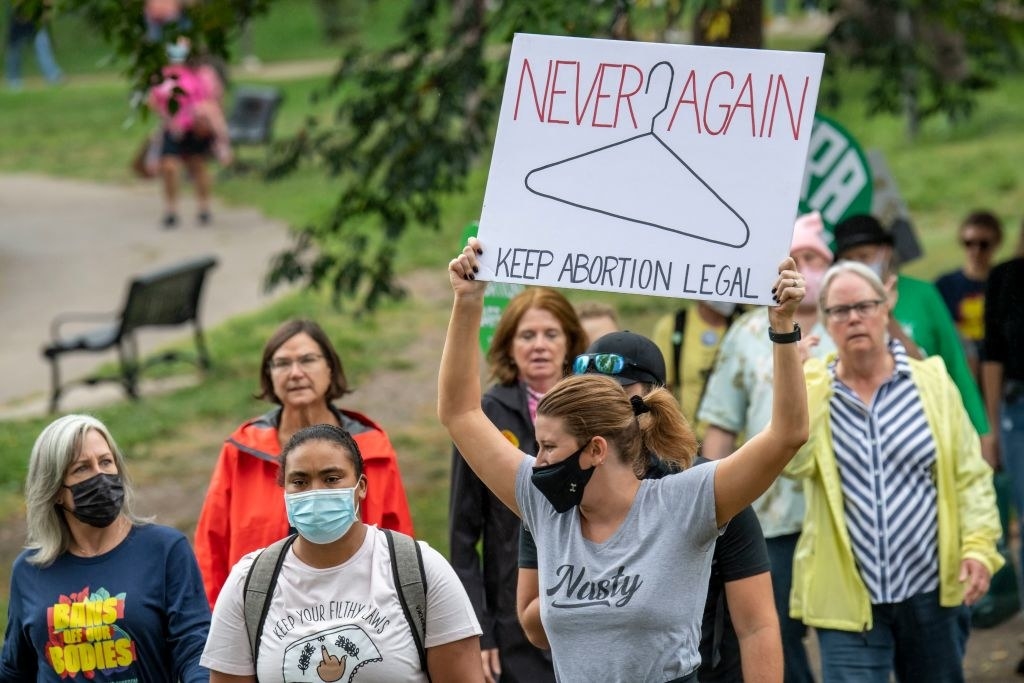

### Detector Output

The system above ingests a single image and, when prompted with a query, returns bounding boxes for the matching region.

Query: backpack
[670,307,739,404]
[242,529,429,674]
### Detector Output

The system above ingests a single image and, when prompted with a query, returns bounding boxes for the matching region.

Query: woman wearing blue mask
[440,238,809,682]
[0,414,211,681]
[201,424,484,682]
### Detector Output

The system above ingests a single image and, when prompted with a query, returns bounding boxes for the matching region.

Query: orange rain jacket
[194,407,415,606]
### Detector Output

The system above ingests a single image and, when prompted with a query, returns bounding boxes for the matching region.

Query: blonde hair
[24,414,149,567]
[538,374,697,475]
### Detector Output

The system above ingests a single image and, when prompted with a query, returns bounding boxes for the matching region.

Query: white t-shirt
[201,526,481,682]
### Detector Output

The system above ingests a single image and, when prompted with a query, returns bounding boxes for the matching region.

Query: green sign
[461,221,523,353]
[799,114,873,236]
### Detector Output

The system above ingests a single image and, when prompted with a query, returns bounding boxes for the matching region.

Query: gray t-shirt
[515,457,720,682]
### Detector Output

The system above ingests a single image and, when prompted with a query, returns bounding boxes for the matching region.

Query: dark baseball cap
[832,214,894,257]
[579,331,666,386]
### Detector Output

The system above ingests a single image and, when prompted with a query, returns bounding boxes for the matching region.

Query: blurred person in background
[831,214,991,460]
[982,219,1024,671]
[194,318,414,608]
[935,210,1003,379]
[651,298,741,439]
[147,35,231,228]
[4,0,62,90]
[575,300,619,345]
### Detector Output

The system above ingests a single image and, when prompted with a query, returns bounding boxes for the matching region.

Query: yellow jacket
[785,354,1003,632]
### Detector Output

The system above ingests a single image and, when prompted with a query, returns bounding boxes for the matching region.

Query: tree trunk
[692,0,764,49]
[894,8,920,140]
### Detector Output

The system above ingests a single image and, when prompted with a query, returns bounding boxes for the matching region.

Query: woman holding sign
[449,286,586,683]
[439,238,808,681]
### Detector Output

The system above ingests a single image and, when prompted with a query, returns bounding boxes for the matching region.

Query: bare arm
[725,573,783,683]
[701,425,737,460]
[715,258,809,525]
[439,238,526,514]
[427,636,486,682]
[516,568,549,649]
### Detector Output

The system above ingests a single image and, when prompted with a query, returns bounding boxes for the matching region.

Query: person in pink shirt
[148,37,231,228]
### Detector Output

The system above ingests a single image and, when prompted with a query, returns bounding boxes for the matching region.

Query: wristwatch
[768,322,801,344]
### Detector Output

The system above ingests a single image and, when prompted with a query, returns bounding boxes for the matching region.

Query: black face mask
[63,473,125,528]
[530,440,596,513]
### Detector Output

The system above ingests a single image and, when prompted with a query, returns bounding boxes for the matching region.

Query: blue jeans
[1000,397,1024,597]
[817,590,968,683]
[767,533,815,683]
[5,28,63,86]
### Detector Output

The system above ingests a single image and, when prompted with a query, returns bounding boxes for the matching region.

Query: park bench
[41,255,218,413]
[226,85,284,171]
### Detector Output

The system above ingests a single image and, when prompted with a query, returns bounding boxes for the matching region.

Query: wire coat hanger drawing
[524,61,750,248]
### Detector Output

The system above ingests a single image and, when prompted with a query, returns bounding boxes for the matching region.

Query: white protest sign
[477,33,824,306]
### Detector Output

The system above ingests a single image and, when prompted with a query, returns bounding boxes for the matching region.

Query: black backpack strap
[243,534,297,667]
[672,309,687,392]
[384,528,429,677]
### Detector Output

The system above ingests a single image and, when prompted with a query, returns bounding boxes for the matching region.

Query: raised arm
[439,239,527,514]
[714,258,809,525]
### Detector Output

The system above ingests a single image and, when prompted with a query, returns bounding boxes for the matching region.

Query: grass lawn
[1,7,1024,639]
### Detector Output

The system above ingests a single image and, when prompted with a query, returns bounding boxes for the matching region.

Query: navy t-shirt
[0,524,211,682]
[935,269,986,358]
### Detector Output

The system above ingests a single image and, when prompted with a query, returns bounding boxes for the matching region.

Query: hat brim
[594,370,661,386]
[836,233,894,254]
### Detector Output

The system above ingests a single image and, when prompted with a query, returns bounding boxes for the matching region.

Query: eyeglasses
[823,299,885,323]
[268,354,324,373]
[961,239,993,251]
[573,353,655,381]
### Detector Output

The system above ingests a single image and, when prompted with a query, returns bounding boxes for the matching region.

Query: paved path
[0,174,291,417]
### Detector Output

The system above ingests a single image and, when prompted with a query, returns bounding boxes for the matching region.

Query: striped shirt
[828,339,939,604]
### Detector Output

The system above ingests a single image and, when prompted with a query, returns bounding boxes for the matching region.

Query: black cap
[832,214,894,257]
[583,331,666,386]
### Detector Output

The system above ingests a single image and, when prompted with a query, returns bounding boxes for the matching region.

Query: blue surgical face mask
[166,42,190,64]
[285,486,359,545]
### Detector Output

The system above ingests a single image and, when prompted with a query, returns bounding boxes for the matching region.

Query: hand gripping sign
[477,33,824,306]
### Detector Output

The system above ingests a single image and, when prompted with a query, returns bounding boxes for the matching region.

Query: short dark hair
[961,210,1003,242]
[257,319,350,404]
[277,424,364,486]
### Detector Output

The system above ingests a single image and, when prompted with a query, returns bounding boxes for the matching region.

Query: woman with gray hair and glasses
[0,414,211,681]
[786,259,1003,682]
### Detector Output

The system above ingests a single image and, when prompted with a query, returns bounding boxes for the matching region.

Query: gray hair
[25,414,148,567]
[818,259,889,315]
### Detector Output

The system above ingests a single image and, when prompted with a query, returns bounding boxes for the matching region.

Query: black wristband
[768,322,801,344]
